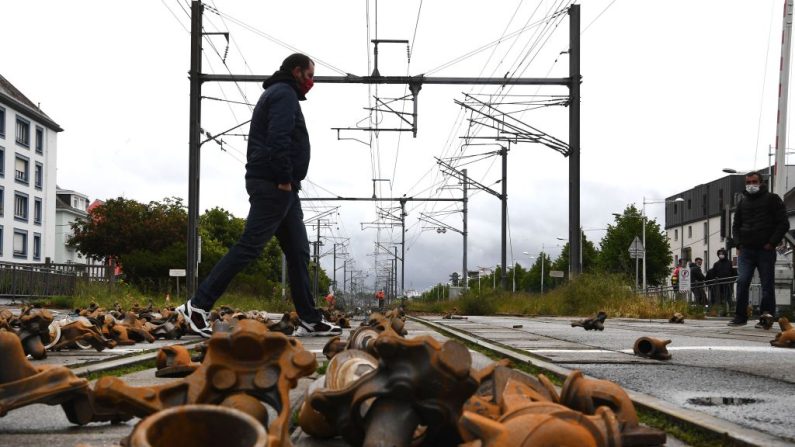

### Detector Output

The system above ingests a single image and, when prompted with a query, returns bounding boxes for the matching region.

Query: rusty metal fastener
[50,320,116,352]
[669,312,685,324]
[155,345,199,378]
[298,349,378,438]
[771,317,795,348]
[16,307,54,359]
[309,335,478,447]
[94,319,316,447]
[633,337,672,361]
[758,313,776,331]
[571,311,607,331]
[560,370,666,446]
[0,331,128,425]
[127,404,268,447]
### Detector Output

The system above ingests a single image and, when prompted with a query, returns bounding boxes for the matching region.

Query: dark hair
[280,53,314,72]
[695,257,703,262]
[745,171,764,184]
[717,248,727,255]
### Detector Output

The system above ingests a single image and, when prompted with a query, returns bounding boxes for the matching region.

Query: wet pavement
[421,314,795,444]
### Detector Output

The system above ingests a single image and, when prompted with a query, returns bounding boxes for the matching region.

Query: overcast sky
[1,1,789,292]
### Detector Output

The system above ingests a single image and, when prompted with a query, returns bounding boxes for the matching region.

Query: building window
[35,127,43,154]
[687,199,692,210]
[0,106,5,138]
[0,226,3,255]
[688,225,692,238]
[34,197,42,225]
[33,233,41,260]
[14,155,29,184]
[0,146,4,177]
[14,192,28,222]
[0,187,4,216]
[703,222,708,243]
[673,204,677,215]
[674,229,678,241]
[13,229,27,258]
[15,117,30,147]
[34,162,43,189]
[718,189,724,207]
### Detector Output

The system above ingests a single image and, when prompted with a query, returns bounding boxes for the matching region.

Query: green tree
[519,253,551,293]
[597,205,673,286]
[69,197,186,262]
[550,232,600,287]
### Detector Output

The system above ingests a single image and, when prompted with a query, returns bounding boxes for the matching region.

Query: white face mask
[746,184,760,194]
[719,255,726,260]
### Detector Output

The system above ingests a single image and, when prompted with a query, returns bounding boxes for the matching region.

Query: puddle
[686,397,759,406]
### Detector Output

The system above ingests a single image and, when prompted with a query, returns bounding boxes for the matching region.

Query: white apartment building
[0,75,60,263]
[54,187,89,263]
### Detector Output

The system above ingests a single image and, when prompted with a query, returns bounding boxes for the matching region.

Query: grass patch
[408,273,699,319]
[84,359,157,381]
[316,360,328,375]
[638,407,727,447]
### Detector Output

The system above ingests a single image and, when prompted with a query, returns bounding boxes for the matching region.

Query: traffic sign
[628,236,644,259]
[679,268,691,292]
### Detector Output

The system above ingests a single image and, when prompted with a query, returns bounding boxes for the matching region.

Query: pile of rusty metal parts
[0,301,190,358]
[2,308,667,446]
[296,311,666,447]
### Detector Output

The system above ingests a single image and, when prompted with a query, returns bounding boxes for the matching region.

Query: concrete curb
[410,315,793,447]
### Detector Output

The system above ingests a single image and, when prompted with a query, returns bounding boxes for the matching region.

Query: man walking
[178,53,341,338]
[728,171,789,327]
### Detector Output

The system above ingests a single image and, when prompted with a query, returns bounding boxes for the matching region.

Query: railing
[642,276,741,306]
[0,261,116,299]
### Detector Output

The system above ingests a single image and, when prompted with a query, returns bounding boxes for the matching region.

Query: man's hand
[277,183,292,192]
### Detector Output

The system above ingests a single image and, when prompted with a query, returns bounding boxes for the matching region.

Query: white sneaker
[176,300,213,338]
[293,317,342,337]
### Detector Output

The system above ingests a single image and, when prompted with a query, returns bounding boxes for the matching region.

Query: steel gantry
[186,1,581,297]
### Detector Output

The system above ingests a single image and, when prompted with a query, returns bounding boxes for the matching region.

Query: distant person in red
[324,293,335,309]
[375,290,385,311]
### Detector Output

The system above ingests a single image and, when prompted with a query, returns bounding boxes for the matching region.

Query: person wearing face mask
[706,248,736,307]
[727,171,789,327]
[178,53,341,338]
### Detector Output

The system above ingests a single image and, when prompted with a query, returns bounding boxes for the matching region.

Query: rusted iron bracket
[633,337,672,361]
[571,311,607,331]
[669,313,685,324]
[155,345,199,378]
[0,331,128,425]
[94,319,317,447]
[771,317,795,348]
[309,335,478,447]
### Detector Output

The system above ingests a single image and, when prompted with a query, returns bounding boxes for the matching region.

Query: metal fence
[641,276,739,307]
[0,261,116,299]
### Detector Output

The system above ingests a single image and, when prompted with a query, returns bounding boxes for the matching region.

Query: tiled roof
[0,74,63,131]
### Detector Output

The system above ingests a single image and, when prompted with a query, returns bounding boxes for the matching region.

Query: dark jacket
[707,258,736,280]
[731,185,789,250]
[245,71,310,187]
[689,263,706,285]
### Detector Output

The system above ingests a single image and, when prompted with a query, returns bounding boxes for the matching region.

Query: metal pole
[462,169,468,292]
[541,250,545,293]
[186,0,203,298]
[642,198,647,293]
[500,146,508,289]
[400,200,406,296]
[333,243,337,294]
[568,4,582,277]
[774,0,794,198]
[313,221,320,300]
[281,253,286,299]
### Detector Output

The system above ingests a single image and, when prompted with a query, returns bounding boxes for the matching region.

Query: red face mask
[298,77,314,96]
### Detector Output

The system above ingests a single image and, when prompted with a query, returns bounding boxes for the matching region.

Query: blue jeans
[734,247,777,320]
[192,179,320,323]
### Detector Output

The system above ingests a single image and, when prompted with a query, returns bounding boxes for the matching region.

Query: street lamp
[642,196,684,293]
